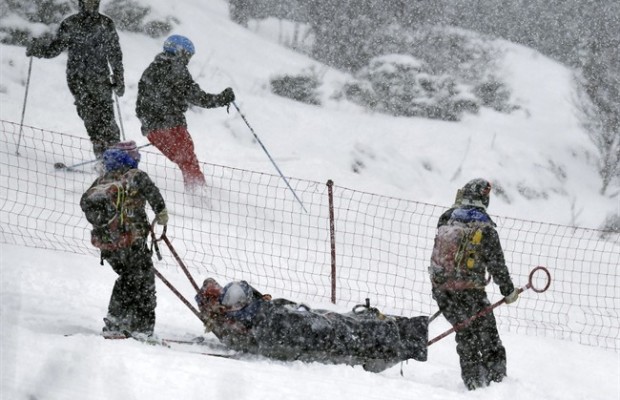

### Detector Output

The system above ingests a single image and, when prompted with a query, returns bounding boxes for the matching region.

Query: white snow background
[0,1,618,399]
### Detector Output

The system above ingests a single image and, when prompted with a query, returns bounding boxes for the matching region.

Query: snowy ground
[1,0,618,399]
[1,244,617,400]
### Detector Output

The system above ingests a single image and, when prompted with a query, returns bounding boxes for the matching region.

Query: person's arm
[186,80,223,109]
[104,18,125,96]
[135,171,166,216]
[481,226,515,296]
[181,66,235,109]
[26,20,70,58]
[79,178,100,212]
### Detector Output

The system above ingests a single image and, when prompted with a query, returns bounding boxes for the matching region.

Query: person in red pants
[136,34,235,192]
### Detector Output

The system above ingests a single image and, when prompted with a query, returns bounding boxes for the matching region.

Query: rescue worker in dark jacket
[429,178,519,390]
[80,141,168,339]
[26,0,124,159]
[136,34,235,192]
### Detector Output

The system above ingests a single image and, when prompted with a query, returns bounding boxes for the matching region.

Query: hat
[220,281,253,309]
[163,35,195,57]
[459,178,492,209]
[112,140,141,163]
[102,141,141,172]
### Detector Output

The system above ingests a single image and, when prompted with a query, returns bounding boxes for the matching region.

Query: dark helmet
[459,178,492,208]
[79,0,100,13]
[163,35,195,57]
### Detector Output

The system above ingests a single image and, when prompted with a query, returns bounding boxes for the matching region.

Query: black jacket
[80,168,166,239]
[136,52,226,133]
[28,7,123,94]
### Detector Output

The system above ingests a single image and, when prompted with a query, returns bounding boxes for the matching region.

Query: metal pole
[16,57,33,155]
[54,143,152,171]
[114,93,125,141]
[160,232,201,294]
[153,266,206,324]
[150,223,207,325]
[428,309,442,323]
[327,179,337,304]
[428,266,551,346]
[232,101,308,213]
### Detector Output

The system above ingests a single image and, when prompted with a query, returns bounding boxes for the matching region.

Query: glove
[25,39,42,58]
[218,87,235,106]
[26,34,54,58]
[504,288,519,304]
[155,209,169,226]
[110,75,125,97]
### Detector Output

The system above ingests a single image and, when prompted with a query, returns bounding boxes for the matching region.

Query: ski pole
[153,266,206,324]
[114,92,125,141]
[427,271,493,325]
[16,56,33,156]
[54,143,152,171]
[428,309,442,323]
[231,101,308,213]
[149,222,208,325]
[150,223,201,294]
[428,266,551,346]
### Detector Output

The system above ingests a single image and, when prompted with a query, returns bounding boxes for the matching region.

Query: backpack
[82,169,142,251]
[429,222,484,288]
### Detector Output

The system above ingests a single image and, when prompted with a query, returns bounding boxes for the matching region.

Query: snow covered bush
[270,70,321,105]
[0,0,72,45]
[599,213,620,239]
[474,79,519,113]
[333,27,516,121]
[342,54,479,121]
[102,0,176,38]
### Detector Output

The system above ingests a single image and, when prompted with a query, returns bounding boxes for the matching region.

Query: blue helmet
[102,148,139,172]
[163,35,195,57]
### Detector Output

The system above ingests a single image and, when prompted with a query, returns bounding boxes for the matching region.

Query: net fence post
[327,179,336,304]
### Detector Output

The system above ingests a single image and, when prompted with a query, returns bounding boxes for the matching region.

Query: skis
[64,331,239,359]
[53,162,89,173]
[161,335,239,359]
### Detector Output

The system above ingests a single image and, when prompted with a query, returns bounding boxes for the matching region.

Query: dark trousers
[69,81,120,158]
[432,288,507,390]
[102,240,156,335]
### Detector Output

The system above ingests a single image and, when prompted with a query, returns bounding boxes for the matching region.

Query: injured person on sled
[194,278,429,372]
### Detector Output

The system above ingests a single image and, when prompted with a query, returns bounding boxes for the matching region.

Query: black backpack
[82,170,141,251]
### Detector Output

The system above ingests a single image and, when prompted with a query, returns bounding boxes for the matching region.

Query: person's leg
[433,289,486,390]
[455,320,485,390]
[147,126,206,189]
[102,249,134,334]
[458,291,508,388]
[124,241,157,335]
[73,84,120,158]
[476,309,507,384]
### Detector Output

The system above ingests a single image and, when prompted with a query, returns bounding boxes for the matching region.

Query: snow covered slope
[0,0,614,228]
[0,2,618,399]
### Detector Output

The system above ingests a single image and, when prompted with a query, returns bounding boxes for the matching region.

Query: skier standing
[26,0,124,160]
[136,34,235,193]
